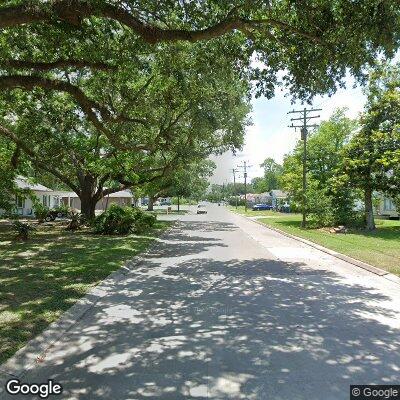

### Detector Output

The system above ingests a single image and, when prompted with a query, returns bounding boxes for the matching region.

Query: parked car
[252,204,272,211]
[279,203,291,213]
[197,204,207,214]
[44,209,69,222]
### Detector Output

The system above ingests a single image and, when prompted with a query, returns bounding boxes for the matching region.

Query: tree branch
[0,74,149,150]
[0,123,80,193]
[0,75,144,124]
[0,1,326,45]
[0,59,116,71]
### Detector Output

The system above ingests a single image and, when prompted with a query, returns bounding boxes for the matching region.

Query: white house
[270,190,288,208]
[52,190,134,212]
[13,176,57,216]
[4,177,135,217]
[378,195,399,218]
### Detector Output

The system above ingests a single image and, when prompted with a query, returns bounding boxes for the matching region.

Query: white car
[196,204,207,214]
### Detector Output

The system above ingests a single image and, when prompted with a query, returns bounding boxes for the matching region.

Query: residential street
[2,204,400,400]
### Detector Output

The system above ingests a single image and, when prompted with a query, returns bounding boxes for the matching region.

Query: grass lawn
[0,220,171,364]
[230,206,400,276]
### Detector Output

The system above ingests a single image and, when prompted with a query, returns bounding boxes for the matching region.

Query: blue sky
[210,74,366,184]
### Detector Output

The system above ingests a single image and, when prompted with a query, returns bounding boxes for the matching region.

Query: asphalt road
[2,204,400,399]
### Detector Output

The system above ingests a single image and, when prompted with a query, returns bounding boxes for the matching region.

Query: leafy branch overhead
[0,1,327,44]
[1,1,399,99]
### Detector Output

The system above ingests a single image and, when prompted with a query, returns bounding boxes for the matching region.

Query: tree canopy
[1,1,399,101]
[0,42,250,218]
[145,159,215,204]
[281,108,359,227]
[342,63,400,229]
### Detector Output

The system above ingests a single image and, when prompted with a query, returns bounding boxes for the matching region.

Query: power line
[287,107,321,228]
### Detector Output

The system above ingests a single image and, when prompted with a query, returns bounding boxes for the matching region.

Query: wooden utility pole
[288,107,321,228]
[231,168,238,208]
[237,161,252,212]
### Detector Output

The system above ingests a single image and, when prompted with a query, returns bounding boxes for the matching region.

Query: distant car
[197,204,207,214]
[160,200,171,206]
[252,204,272,211]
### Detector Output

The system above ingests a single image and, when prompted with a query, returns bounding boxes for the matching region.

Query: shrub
[66,210,86,231]
[307,186,335,228]
[53,204,72,217]
[132,207,156,233]
[92,205,156,235]
[32,201,50,223]
[12,220,35,240]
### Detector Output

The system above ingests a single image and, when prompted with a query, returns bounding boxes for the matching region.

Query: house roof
[51,190,133,198]
[15,176,52,192]
[14,176,134,198]
[270,190,287,198]
[106,190,133,198]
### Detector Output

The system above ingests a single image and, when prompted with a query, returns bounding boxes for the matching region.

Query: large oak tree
[0,43,250,218]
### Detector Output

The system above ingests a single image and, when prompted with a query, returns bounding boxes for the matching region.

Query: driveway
[2,204,400,399]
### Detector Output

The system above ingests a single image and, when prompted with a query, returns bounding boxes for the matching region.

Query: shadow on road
[11,221,400,400]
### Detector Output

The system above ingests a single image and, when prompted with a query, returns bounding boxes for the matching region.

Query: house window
[53,196,60,207]
[42,195,50,207]
[15,195,25,208]
[384,198,395,211]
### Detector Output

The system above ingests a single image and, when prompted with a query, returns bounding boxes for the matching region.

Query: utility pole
[288,107,321,228]
[237,161,252,212]
[231,168,238,209]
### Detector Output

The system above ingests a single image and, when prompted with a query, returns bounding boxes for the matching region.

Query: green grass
[0,220,171,364]
[230,206,400,276]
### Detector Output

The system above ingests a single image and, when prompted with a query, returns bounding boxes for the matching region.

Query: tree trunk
[364,187,375,230]
[77,174,100,221]
[177,196,180,212]
[147,196,155,211]
[80,195,97,220]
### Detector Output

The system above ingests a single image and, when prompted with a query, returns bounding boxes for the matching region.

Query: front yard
[230,206,400,276]
[0,220,170,364]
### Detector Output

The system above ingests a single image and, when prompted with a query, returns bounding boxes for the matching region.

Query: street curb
[231,211,399,284]
[0,221,178,394]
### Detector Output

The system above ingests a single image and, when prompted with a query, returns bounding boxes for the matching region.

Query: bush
[32,203,50,223]
[132,208,156,233]
[92,205,156,235]
[66,210,86,231]
[306,181,365,229]
[306,186,335,228]
[12,220,35,240]
[53,204,72,217]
